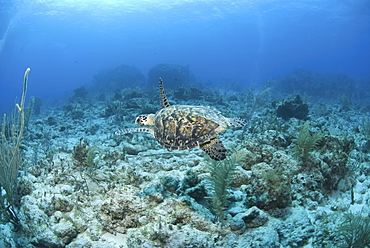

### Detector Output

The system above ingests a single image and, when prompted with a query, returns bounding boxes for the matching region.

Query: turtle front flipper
[226,117,247,127]
[159,77,170,108]
[115,127,155,137]
[200,138,227,161]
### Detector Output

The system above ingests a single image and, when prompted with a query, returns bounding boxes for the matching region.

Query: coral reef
[92,65,146,93]
[276,95,309,120]
[275,69,359,102]
[1,69,369,247]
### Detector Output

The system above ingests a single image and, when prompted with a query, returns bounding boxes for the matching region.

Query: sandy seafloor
[1,80,370,248]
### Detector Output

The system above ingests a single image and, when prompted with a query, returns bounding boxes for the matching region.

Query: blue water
[0,0,369,113]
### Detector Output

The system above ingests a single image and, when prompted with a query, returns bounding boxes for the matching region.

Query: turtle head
[135,114,155,126]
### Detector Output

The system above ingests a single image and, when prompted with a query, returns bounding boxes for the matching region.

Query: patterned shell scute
[153,105,228,150]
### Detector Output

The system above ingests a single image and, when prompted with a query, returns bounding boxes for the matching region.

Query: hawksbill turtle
[115,78,247,160]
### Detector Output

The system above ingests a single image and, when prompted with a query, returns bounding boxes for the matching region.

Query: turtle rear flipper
[201,138,227,161]
[115,127,154,137]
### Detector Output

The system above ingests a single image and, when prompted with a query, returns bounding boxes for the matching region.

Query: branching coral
[0,68,30,229]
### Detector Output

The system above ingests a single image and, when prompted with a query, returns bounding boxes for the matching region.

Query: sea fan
[206,149,246,221]
[337,211,370,248]
[293,121,323,161]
